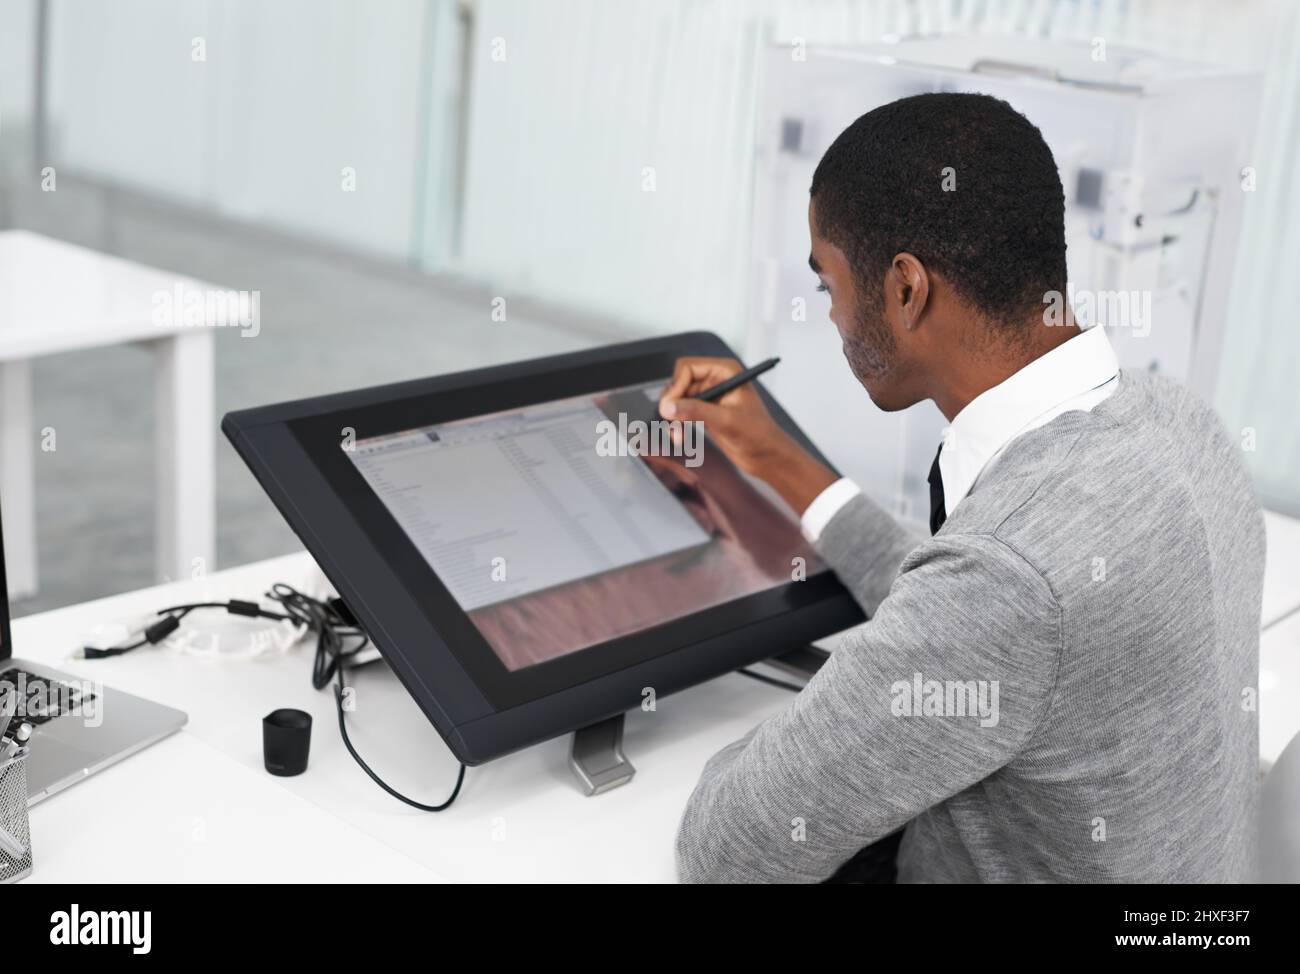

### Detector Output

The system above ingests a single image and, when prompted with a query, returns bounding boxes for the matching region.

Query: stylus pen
[692,357,781,402]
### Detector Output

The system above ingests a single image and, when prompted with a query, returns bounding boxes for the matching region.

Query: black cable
[264,583,368,690]
[332,667,465,812]
[263,584,466,812]
[82,601,290,658]
[83,637,149,659]
[81,584,467,812]
[736,667,805,693]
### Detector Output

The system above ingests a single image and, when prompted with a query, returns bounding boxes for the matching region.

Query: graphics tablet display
[223,332,863,764]
[345,379,823,670]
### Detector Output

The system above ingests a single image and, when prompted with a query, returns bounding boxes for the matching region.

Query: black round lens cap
[263,708,312,777]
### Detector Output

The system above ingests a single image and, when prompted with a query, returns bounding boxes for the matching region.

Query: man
[664,93,1263,883]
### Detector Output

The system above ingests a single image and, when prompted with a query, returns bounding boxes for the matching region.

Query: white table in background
[0,230,218,598]
[14,512,1300,882]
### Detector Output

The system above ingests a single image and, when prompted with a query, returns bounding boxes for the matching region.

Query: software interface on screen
[347,380,823,670]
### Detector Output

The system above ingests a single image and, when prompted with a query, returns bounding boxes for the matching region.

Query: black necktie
[928,443,947,535]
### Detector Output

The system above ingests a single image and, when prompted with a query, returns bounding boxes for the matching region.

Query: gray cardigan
[676,371,1264,882]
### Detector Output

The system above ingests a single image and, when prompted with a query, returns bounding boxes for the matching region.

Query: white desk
[1260,511,1300,771]
[1263,509,1300,629]
[16,553,804,882]
[15,511,1300,883]
[28,732,442,883]
[0,230,217,598]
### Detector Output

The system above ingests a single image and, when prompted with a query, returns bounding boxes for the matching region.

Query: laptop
[0,497,187,805]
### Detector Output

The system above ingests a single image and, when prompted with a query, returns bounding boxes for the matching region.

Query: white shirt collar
[939,325,1120,518]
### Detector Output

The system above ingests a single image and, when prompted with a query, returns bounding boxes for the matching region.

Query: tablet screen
[346,379,824,670]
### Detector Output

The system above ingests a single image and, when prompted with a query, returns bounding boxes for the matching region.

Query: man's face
[807,199,910,410]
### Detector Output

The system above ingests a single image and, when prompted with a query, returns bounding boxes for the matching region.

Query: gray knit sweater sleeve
[675,493,1061,883]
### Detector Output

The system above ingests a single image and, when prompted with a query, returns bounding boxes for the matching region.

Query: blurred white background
[0,0,1296,610]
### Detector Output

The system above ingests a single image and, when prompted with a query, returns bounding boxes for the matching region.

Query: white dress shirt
[801,325,1121,542]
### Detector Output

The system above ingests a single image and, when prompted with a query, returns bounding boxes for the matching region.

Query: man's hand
[658,356,838,516]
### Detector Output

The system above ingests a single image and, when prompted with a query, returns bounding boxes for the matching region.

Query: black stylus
[693,357,781,402]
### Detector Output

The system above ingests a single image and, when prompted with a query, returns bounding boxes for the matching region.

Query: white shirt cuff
[800,478,862,544]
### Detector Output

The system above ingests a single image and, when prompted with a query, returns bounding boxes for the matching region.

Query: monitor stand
[566,644,831,797]
[569,714,634,796]
[761,644,831,681]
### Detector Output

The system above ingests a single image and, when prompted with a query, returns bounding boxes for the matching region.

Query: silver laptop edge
[0,498,188,806]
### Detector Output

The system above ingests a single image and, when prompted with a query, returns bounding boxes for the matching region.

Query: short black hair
[810,92,1067,328]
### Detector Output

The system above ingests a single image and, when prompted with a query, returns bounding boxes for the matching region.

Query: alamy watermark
[152,285,261,337]
[890,672,1000,728]
[596,414,704,468]
[1043,286,1151,338]
[50,905,151,954]
[0,671,102,729]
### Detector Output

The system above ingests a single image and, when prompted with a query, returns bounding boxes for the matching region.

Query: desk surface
[0,230,224,360]
[14,511,1300,883]
[1263,510,1300,628]
[16,554,804,883]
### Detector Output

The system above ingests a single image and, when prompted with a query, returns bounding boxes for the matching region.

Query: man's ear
[891,252,930,330]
